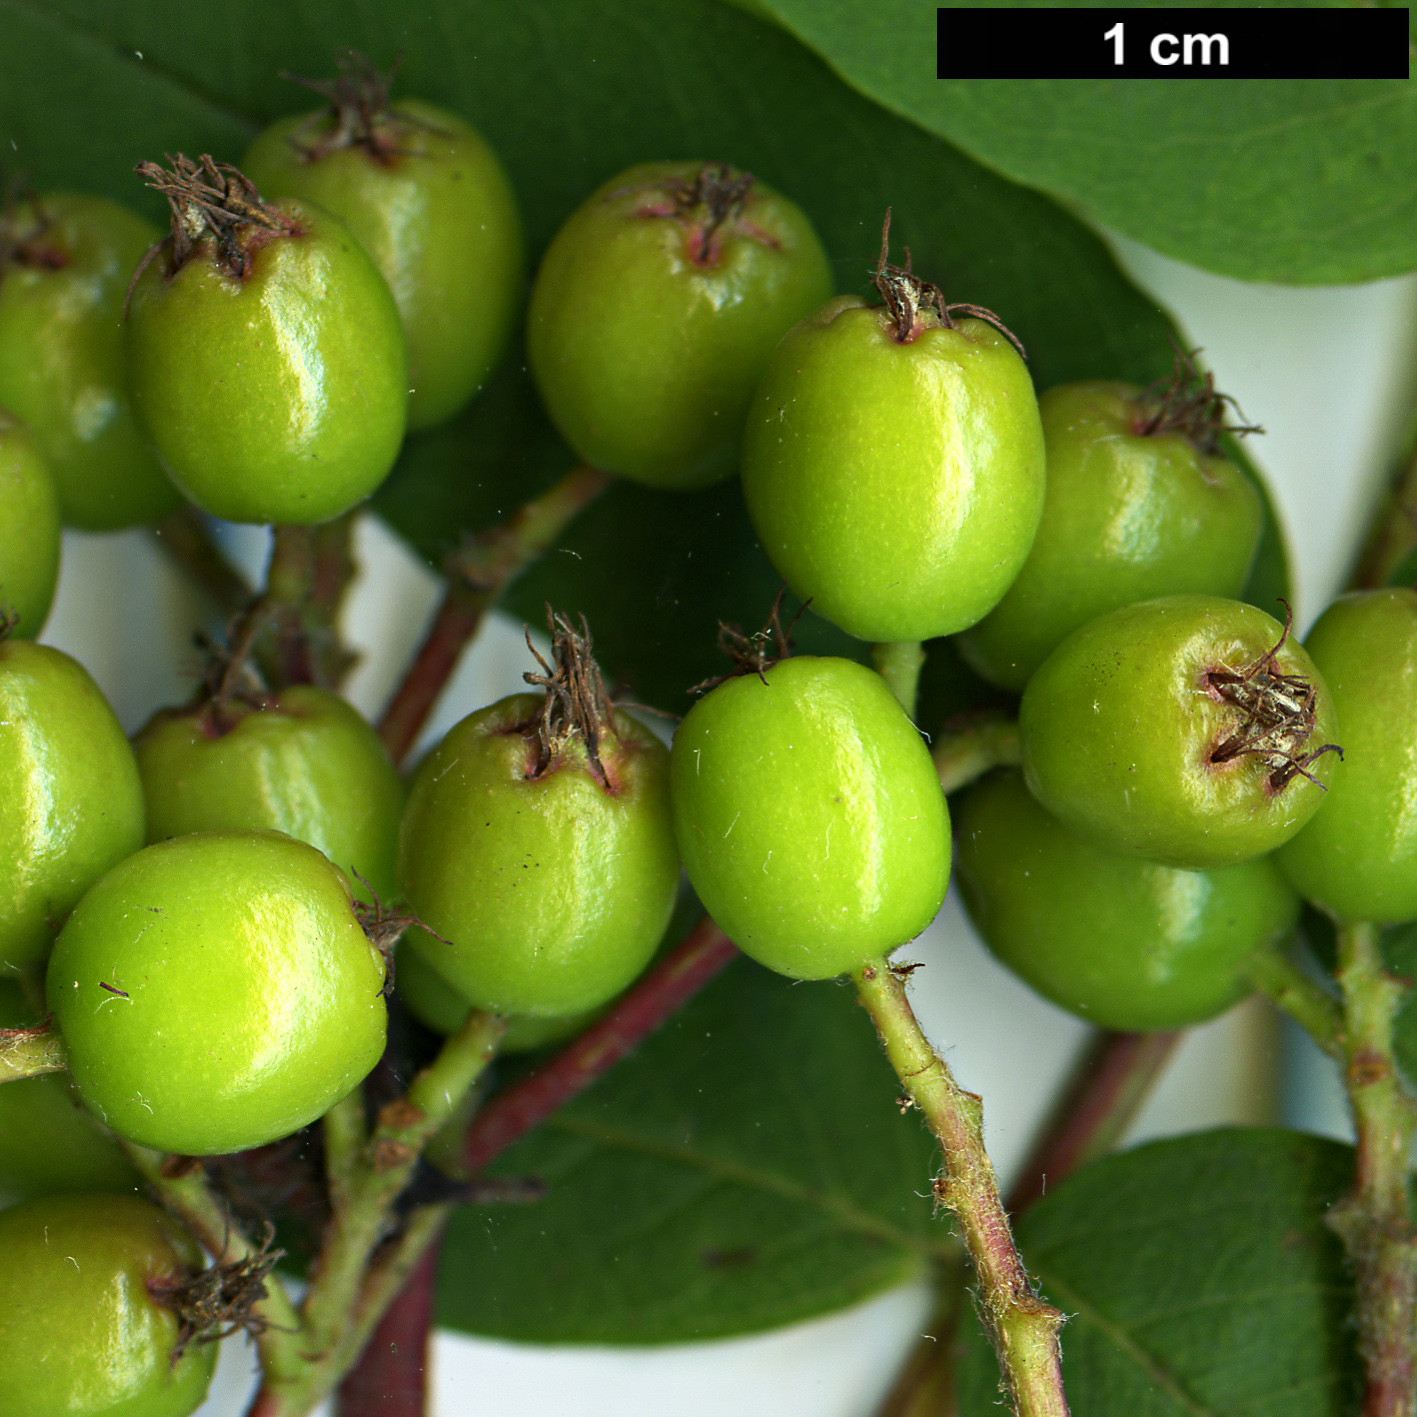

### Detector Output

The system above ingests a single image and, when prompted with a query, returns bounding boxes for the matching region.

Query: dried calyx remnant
[150,1221,284,1364]
[1133,345,1263,456]
[133,154,299,282]
[187,610,275,737]
[871,208,1025,357]
[522,608,618,787]
[281,49,430,165]
[691,587,805,693]
[1204,603,1342,791]
[0,185,64,272]
[618,162,764,264]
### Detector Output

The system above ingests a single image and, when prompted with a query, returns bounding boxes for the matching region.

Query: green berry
[48,831,387,1156]
[957,374,1263,691]
[1276,588,1417,923]
[955,770,1298,1030]
[1020,595,1341,870]
[670,654,950,980]
[527,160,833,489]
[0,192,181,530]
[133,683,403,905]
[0,638,145,972]
[243,60,521,431]
[126,156,407,526]
[740,229,1045,642]
[0,411,61,638]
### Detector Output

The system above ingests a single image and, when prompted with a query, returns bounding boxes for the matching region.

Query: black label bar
[937,7,1410,79]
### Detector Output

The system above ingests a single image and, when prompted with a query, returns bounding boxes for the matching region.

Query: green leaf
[437,956,950,1342]
[0,0,1200,709]
[957,1128,1360,1416]
[1380,919,1417,1087]
[1388,547,1417,589]
[739,0,1417,285]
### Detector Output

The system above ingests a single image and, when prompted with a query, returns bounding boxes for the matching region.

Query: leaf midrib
[542,1112,957,1262]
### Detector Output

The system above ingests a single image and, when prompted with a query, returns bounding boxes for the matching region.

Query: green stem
[1247,939,1344,1060]
[117,1140,305,1381]
[149,505,253,615]
[1353,414,1417,590]
[853,958,1069,1417]
[0,1020,66,1082]
[1326,922,1417,1417]
[931,711,1021,794]
[249,1008,506,1417]
[873,641,925,720]
[322,1090,366,1217]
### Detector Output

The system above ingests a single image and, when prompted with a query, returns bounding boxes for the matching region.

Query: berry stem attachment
[378,462,613,767]
[931,711,1022,794]
[852,957,1070,1417]
[150,506,253,617]
[872,640,924,720]
[0,1016,66,1082]
[1247,939,1343,1060]
[1326,921,1417,1417]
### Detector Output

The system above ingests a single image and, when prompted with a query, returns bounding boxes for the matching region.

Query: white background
[37,236,1417,1415]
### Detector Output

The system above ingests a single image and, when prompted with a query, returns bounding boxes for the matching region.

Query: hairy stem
[931,712,1021,794]
[0,1019,66,1082]
[853,958,1069,1417]
[337,917,739,1414]
[1327,921,1417,1417]
[1248,939,1344,1060]
[117,1140,305,1381]
[378,464,613,767]
[873,641,925,720]
[247,1009,505,1417]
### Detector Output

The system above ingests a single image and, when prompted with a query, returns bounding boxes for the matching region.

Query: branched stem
[247,1009,505,1417]
[0,1018,66,1082]
[150,506,252,615]
[1327,921,1417,1417]
[932,712,1021,794]
[873,641,925,720]
[1248,939,1344,1060]
[378,463,613,767]
[852,957,1069,1417]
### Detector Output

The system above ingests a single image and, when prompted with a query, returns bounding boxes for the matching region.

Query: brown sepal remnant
[0,605,17,644]
[133,153,300,283]
[0,184,66,273]
[349,871,446,998]
[522,607,618,787]
[1204,601,1343,792]
[612,162,764,265]
[150,1221,286,1365]
[188,609,276,738]
[689,586,804,695]
[280,49,434,166]
[870,208,1025,357]
[1133,344,1263,456]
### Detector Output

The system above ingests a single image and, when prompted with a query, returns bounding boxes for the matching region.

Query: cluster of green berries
[2,51,1416,1417]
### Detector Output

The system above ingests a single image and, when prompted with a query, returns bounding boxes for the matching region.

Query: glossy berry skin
[0,640,145,972]
[394,940,600,1052]
[1276,588,1417,923]
[126,197,407,525]
[242,98,522,431]
[0,979,139,1202]
[398,694,679,1018]
[133,685,403,904]
[670,656,950,980]
[0,193,181,530]
[0,412,61,638]
[955,770,1298,1030]
[47,831,387,1156]
[741,298,1046,643]
[527,161,833,490]
[957,381,1263,691]
[0,1192,215,1417]
[1020,595,1340,870]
